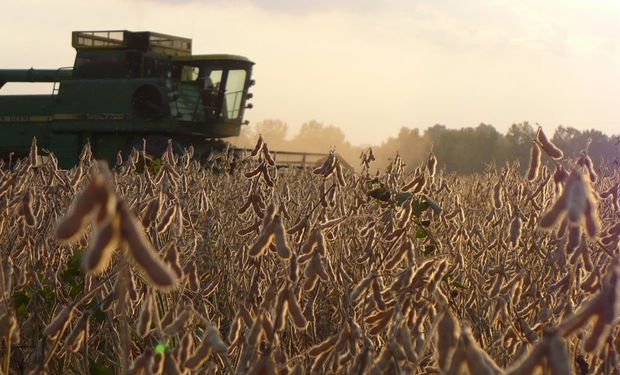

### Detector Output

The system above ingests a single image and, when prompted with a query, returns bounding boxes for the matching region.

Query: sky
[1,0,619,145]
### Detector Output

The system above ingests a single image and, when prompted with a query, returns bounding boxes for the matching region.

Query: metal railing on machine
[233,148,328,169]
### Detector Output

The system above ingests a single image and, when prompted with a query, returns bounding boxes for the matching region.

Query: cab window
[204,70,223,92]
[224,69,246,119]
[181,66,199,81]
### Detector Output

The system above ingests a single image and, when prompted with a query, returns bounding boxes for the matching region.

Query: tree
[505,122,536,171]
[234,119,289,149]
[552,126,616,168]
[374,127,429,172]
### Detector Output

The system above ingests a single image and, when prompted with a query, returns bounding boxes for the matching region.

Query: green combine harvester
[0,30,256,168]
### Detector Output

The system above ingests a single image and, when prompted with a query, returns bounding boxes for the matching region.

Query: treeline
[233,120,620,174]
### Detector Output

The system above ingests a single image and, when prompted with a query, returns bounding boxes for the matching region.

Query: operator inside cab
[201,70,226,119]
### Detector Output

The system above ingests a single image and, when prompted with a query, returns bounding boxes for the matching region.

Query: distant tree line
[233,120,620,174]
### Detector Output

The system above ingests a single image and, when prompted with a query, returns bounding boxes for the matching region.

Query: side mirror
[249,79,256,87]
[245,103,254,109]
[246,93,253,100]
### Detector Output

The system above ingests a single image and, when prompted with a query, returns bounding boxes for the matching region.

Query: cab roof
[173,54,254,64]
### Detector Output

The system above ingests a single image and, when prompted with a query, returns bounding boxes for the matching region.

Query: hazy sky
[2,0,619,145]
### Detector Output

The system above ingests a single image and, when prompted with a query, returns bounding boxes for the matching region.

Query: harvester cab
[0,30,255,168]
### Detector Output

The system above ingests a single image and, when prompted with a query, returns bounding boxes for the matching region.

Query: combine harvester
[0,30,326,168]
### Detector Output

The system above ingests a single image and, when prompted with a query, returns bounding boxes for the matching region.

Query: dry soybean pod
[119,203,178,289]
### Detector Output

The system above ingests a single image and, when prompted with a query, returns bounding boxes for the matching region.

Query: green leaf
[89,362,114,375]
[60,269,76,285]
[395,192,412,206]
[451,281,468,290]
[61,250,84,287]
[415,227,428,239]
[423,195,442,215]
[368,187,391,202]
[61,251,85,298]
[412,199,430,217]
[68,250,84,269]
[88,302,107,323]
[155,341,169,354]
[148,158,163,175]
[442,271,454,281]
[13,291,32,317]
[423,244,435,254]
[40,285,56,304]
[69,283,84,298]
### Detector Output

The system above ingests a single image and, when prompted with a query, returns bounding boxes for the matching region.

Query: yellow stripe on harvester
[0,113,129,122]
[0,115,53,122]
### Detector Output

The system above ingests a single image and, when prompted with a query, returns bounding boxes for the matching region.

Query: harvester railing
[234,148,328,169]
